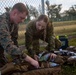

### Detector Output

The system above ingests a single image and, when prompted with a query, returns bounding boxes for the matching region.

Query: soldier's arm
[0,27,24,58]
[46,22,55,52]
[24,55,39,68]
[11,24,19,47]
[25,24,36,56]
[0,27,39,68]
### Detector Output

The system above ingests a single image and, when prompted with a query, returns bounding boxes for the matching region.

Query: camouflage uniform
[10,23,19,47]
[0,12,26,67]
[25,20,61,56]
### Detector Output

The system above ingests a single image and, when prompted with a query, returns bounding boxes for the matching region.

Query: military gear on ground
[67,56,76,65]
[57,35,68,49]
[66,46,76,52]
[54,49,76,65]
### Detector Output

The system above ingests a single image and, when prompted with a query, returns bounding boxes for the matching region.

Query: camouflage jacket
[0,12,26,61]
[25,20,56,56]
[10,23,19,47]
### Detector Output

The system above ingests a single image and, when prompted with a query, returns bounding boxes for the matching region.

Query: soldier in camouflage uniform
[25,15,61,60]
[0,3,39,68]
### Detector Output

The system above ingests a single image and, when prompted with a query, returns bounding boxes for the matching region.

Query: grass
[54,24,76,35]
[62,65,76,75]
[69,38,76,46]
[53,20,76,26]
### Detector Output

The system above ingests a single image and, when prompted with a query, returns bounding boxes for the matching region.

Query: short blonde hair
[12,3,28,15]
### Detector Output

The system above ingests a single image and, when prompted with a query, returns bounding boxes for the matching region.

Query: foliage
[26,4,39,19]
[65,5,76,17]
[46,3,62,19]
[45,0,76,21]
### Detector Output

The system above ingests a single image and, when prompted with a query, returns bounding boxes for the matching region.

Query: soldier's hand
[31,59,39,68]
[24,55,39,68]
[50,53,57,59]
[34,54,39,61]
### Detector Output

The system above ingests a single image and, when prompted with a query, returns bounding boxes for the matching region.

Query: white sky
[49,0,76,12]
[0,0,76,14]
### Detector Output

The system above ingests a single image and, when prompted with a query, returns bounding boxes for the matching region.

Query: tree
[24,4,39,23]
[26,4,31,21]
[65,5,76,16]
[29,5,39,19]
[46,2,62,20]
[63,5,76,20]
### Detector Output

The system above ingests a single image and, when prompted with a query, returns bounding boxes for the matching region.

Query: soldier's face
[36,20,47,31]
[12,9,27,24]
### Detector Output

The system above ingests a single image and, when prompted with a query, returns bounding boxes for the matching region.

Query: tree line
[5,2,76,22]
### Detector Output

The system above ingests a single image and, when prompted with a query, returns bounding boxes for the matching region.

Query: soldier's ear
[13,9,19,16]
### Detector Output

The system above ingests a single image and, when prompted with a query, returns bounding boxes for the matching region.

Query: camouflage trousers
[0,62,62,75]
[12,66,61,75]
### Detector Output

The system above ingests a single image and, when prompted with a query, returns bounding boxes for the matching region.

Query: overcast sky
[49,0,76,12]
[0,0,76,14]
